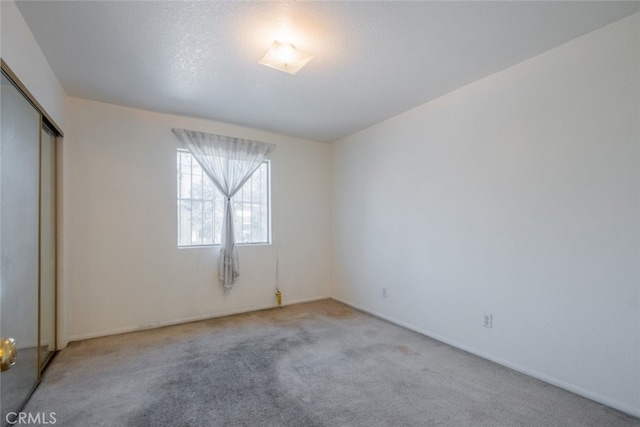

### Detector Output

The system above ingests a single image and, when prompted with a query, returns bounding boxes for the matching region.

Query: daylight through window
[177,149,270,246]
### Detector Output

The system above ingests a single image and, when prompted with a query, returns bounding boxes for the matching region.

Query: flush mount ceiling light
[258,41,314,75]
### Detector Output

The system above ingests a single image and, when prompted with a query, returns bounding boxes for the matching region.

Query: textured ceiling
[15,1,640,142]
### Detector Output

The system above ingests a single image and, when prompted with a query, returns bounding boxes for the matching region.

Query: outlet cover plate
[483,314,493,328]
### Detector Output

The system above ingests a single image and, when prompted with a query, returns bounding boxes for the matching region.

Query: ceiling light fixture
[258,40,314,75]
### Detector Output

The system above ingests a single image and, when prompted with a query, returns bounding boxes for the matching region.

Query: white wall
[332,13,640,416]
[64,98,331,341]
[0,0,66,131]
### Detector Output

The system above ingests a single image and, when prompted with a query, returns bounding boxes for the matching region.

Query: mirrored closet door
[40,123,57,372]
[1,69,59,422]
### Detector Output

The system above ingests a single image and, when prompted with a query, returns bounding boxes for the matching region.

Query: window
[177,149,270,246]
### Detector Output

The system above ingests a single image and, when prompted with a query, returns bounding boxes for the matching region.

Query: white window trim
[177,149,272,248]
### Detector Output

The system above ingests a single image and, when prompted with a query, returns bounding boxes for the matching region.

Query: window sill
[178,242,271,249]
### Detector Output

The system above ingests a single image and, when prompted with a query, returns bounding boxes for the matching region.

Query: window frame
[176,148,272,248]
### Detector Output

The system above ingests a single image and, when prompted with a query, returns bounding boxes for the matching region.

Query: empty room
[1,1,639,426]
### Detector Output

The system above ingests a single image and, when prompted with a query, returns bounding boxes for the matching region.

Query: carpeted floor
[24,299,639,426]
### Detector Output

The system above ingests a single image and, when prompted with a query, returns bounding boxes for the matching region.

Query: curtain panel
[172,128,275,292]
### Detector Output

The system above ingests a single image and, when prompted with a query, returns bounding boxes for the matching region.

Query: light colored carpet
[25,299,639,426]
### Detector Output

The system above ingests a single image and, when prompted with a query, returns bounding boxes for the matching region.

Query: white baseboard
[68,294,330,343]
[282,294,331,306]
[330,296,640,419]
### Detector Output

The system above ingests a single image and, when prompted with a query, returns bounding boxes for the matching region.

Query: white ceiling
[16,1,640,142]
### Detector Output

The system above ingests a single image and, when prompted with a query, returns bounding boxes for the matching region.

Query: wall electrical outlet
[483,314,493,328]
[382,288,388,298]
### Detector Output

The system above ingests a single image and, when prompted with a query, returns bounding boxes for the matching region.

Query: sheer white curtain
[173,128,275,292]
